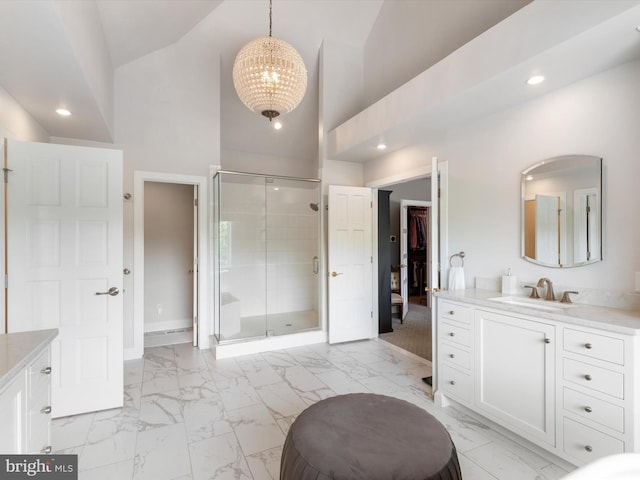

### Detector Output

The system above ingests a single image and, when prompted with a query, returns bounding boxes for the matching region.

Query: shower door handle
[313,256,319,274]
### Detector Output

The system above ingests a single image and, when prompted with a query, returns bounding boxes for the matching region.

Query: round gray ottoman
[280,393,461,480]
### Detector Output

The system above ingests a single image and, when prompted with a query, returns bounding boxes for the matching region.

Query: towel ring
[449,251,465,268]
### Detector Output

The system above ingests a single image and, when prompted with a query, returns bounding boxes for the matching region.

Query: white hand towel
[448,266,465,291]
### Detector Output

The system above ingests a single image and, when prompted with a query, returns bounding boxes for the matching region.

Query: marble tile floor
[52,339,575,480]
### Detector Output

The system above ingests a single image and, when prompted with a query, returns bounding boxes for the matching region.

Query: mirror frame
[521,155,603,268]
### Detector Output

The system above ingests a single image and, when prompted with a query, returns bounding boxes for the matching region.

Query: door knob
[330,272,343,277]
[96,287,119,296]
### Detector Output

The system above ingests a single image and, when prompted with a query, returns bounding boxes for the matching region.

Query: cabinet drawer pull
[449,354,456,358]
[584,445,593,453]
[40,446,52,454]
[584,406,593,413]
[40,366,52,374]
[449,332,455,337]
[584,374,593,381]
[585,343,593,349]
[544,338,551,344]
[41,406,52,414]
[448,310,455,315]
[449,380,456,386]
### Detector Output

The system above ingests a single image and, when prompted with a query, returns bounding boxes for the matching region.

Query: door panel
[399,201,409,320]
[328,185,373,344]
[7,140,123,418]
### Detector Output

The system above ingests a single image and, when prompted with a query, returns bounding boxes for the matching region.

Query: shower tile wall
[219,181,266,320]
[266,211,319,315]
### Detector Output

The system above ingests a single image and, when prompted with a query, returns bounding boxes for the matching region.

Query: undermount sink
[487,296,576,312]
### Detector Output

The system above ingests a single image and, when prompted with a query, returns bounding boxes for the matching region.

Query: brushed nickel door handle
[96,287,119,296]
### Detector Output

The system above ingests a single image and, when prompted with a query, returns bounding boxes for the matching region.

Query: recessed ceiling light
[273,121,282,130]
[526,175,534,181]
[526,75,545,86]
[56,108,71,116]
[376,143,387,150]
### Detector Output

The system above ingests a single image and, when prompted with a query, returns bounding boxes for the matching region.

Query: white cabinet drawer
[563,387,624,433]
[563,358,624,399]
[563,417,624,464]
[439,321,471,347]
[440,364,472,404]
[564,329,624,365]
[439,301,471,325]
[440,342,471,370]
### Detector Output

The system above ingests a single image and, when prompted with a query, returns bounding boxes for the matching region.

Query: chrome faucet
[536,278,555,301]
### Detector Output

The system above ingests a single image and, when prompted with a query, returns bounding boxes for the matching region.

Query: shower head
[309,203,319,212]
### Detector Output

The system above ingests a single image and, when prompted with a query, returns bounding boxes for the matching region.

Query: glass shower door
[265,177,320,335]
[213,172,321,343]
[214,172,267,342]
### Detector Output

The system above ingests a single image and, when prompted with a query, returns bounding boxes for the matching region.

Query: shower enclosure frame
[212,170,322,344]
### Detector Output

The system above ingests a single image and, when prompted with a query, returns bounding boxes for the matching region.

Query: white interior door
[399,201,409,321]
[535,194,560,265]
[328,185,373,344]
[429,158,440,305]
[401,199,430,315]
[192,186,199,346]
[6,140,123,418]
[430,157,441,386]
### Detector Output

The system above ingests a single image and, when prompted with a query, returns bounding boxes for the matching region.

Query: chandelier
[232,0,307,121]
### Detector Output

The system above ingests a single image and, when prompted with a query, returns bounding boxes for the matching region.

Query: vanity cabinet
[438,300,474,406]
[475,309,556,446]
[559,326,630,465]
[435,296,640,467]
[0,344,52,454]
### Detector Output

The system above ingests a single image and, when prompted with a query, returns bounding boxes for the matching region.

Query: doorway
[131,171,209,360]
[379,179,433,361]
[143,181,196,347]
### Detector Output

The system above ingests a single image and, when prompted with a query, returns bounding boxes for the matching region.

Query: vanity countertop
[0,329,58,391]
[436,289,640,335]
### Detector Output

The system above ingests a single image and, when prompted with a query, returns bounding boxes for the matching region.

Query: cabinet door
[26,347,52,453]
[475,309,555,446]
[0,374,26,453]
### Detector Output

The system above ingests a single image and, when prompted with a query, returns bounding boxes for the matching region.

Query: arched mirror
[522,155,602,268]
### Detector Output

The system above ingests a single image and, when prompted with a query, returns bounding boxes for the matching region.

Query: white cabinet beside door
[0,345,52,454]
[475,309,556,446]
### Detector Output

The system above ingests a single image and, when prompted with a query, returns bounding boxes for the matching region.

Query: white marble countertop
[0,329,58,391]
[436,289,640,335]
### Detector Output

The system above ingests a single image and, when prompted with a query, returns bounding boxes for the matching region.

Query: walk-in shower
[212,171,321,343]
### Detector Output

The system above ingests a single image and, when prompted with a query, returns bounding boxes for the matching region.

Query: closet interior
[407,206,430,306]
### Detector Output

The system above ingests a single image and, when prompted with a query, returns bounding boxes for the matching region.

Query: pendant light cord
[269,0,273,37]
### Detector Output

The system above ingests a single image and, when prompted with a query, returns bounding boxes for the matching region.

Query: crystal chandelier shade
[232,1,307,120]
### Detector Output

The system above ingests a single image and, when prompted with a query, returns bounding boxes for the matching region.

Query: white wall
[386,178,431,266]
[0,85,49,142]
[143,182,194,333]
[362,0,531,107]
[114,30,220,350]
[221,149,315,179]
[366,60,640,293]
[53,0,114,138]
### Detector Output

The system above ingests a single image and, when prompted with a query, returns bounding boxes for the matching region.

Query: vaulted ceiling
[0,0,528,160]
[1,1,637,165]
